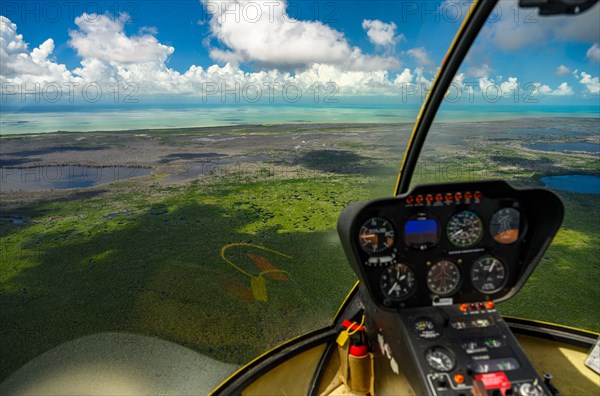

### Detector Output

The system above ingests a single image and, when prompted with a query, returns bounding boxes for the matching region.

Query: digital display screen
[404,217,439,247]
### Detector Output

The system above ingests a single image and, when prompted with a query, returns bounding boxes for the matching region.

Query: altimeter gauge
[471,256,508,294]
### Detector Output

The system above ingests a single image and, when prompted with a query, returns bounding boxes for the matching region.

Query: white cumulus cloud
[0,15,27,55]
[394,68,413,84]
[577,71,600,94]
[200,0,399,71]
[0,14,412,98]
[500,77,519,94]
[555,65,572,75]
[0,16,76,83]
[484,1,599,51]
[362,19,403,47]
[551,82,575,96]
[538,82,574,96]
[406,47,433,67]
[465,63,491,78]
[414,67,433,90]
[1,12,595,102]
[69,13,174,65]
[586,43,600,63]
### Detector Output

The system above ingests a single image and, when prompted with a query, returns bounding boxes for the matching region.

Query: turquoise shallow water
[1,104,598,135]
[541,175,600,194]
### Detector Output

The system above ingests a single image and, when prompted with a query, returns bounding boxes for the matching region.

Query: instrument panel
[338,180,564,310]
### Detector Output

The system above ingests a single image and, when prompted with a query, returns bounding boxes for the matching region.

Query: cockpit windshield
[0,0,598,392]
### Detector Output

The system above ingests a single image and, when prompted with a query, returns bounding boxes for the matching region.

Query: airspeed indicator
[447,210,484,248]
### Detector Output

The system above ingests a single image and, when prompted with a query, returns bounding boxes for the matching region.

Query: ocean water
[1,104,598,135]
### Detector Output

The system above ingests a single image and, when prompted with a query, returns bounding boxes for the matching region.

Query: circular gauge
[490,208,521,244]
[471,256,508,294]
[425,347,455,372]
[358,217,396,255]
[414,318,441,340]
[380,263,416,301]
[446,210,484,248]
[427,260,461,297]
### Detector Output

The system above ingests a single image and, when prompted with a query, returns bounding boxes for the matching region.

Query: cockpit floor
[0,332,238,396]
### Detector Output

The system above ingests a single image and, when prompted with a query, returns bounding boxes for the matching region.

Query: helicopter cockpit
[0,0,598,395]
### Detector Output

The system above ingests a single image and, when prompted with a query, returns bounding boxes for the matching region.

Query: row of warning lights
[405,191,482,205]
[459,301,495,312]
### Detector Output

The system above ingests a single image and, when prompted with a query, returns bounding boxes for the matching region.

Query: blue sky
[1,0,599,105]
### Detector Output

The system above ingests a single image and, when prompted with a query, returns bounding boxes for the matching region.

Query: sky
[1,0,599,106]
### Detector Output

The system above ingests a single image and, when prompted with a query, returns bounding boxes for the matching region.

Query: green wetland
[0,118,598,381]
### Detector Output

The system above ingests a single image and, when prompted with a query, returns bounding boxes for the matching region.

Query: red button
[455,192,463,201]
[406,196,414,204]
[485,301,495,309]
[459,304,468,312]
[464,192,472,200]
[475,372,511,392]
[435,194,443,202]
[416,195,424,204]
[426,194,434,203]
[445,193,453,201]
[474,191,482,200]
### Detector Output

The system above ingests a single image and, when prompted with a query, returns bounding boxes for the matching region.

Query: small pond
[0,166,151,191]
[524,142,599,153]
[541,175,600,194]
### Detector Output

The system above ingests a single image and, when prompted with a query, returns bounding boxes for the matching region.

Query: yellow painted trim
[393,0,480,197]
[504,315,600,336]
[334,280,360,321]
[209,331,327,395]
[242,344,328,395]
